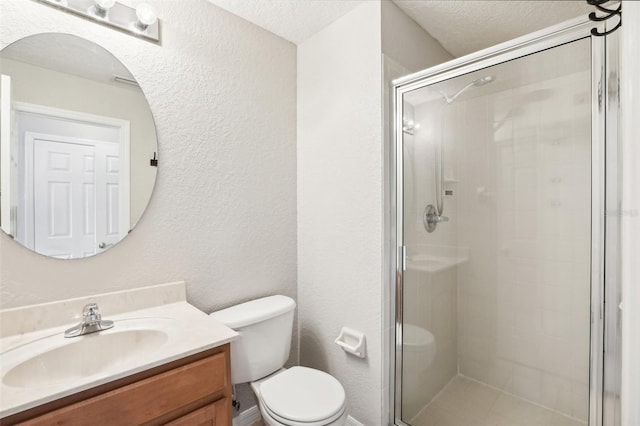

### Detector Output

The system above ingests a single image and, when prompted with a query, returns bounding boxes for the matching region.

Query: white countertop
[0,285,238,419]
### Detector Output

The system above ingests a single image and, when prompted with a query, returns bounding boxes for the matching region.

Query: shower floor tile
[411,376,586,426]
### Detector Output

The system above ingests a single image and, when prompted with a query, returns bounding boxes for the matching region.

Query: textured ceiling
[207,0,592,57]
[12,2,591,81]
[206,0,365,44]
[392,0,592,57]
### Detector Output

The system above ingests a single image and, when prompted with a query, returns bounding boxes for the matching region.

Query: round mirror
[0,33,158,259]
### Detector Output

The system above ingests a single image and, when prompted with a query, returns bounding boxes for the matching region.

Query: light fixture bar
[113,75,140,87]
[35,0,161,43]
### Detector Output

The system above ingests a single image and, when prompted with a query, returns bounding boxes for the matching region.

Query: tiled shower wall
[404,100,459,251]
[402,265,458,421]
[402,99,460,421]
[406,69,592,422]
[454,70,592,422]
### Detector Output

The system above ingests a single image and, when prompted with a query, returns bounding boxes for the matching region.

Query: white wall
[0,1,297,414]
[381,0,453,72]
[620,3,640,425]
[297,2,383,424]
[0,0,296,328]
[297,2,452,423]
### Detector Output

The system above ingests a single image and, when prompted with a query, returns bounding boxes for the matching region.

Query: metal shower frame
[389,16,620,426]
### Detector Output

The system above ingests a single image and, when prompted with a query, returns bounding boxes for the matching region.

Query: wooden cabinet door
[17,354,228,426]
[164,399,229,426]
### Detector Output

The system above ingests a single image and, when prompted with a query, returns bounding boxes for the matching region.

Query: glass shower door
[397,37,596,426]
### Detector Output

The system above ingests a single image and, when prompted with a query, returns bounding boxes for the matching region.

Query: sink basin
[2,319,171,388]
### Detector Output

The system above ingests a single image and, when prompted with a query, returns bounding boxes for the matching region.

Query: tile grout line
[408,374,587,425]
[458,373,587,424]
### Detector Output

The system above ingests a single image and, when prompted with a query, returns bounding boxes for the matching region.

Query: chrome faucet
[64,303,114,338]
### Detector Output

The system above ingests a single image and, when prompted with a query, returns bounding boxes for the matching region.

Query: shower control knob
[423,204,449,233]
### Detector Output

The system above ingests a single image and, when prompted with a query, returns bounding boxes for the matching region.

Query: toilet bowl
[251,367,347,426]
[209,296,347,426]
[403,324,436,367]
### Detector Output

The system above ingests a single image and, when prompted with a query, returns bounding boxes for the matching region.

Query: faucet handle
[82,303,101,322]
[65,303,113,337]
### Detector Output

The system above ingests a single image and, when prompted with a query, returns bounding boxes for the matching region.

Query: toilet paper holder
[334,327,366,359]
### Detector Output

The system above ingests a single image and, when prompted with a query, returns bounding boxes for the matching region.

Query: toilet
[210,295,347,426]
[403,324,436,367]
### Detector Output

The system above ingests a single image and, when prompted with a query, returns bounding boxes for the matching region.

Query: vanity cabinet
[2,344,232,426]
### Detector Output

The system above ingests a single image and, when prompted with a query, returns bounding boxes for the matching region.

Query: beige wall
[1,58,156,226]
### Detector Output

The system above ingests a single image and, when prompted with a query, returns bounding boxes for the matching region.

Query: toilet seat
[258,367,346,426]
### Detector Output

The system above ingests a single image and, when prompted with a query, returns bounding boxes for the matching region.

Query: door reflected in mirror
[0,33,158,259]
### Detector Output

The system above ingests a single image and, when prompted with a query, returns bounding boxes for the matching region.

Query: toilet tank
[210,295,296,384]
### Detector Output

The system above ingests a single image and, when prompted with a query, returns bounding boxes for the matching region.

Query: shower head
[442,75,496,104]
[472,75,495,87]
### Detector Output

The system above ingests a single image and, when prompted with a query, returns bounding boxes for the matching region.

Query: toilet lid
[259,366,346,424]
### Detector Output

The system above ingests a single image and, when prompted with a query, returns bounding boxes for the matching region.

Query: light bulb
[135,3,158,30]
[96,0,115,8]
[93,0,115,17]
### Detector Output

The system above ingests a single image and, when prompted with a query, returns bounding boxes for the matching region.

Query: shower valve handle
[427,214,449,224]
[423,204,448,233]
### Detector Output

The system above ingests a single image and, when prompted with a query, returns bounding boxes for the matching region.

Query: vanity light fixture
[35,0,161,43]
[112,75,140,87]
[134,3,158,32]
